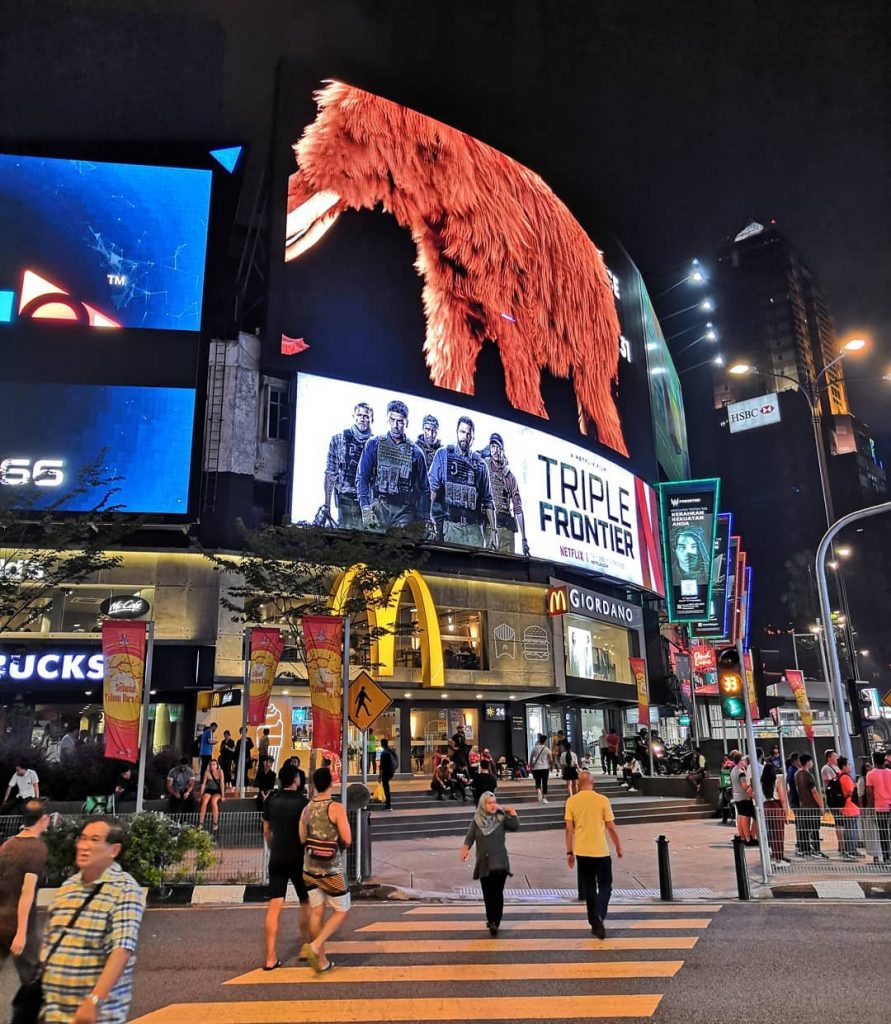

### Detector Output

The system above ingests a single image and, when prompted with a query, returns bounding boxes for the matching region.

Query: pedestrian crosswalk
[130,901,720,1023]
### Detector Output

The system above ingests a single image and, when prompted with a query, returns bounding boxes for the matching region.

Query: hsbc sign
[728,393,781,434]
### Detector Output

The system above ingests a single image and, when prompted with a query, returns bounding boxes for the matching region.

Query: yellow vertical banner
[785,669,815,740]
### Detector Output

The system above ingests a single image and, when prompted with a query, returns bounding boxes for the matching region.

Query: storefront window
[580,708,606,759]
[563,614,633,683]
[394,606,488,675]
[440,609,487,669]
[409,706,478,773]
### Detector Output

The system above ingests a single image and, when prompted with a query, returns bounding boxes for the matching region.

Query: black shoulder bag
[12,883,104,1024]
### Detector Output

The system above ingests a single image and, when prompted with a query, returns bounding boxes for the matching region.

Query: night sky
[1,0,888,440]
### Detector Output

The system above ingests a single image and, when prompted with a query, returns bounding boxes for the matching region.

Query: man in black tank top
[262,764,310,970]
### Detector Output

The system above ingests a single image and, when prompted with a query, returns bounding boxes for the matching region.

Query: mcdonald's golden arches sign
[547,585,569,616]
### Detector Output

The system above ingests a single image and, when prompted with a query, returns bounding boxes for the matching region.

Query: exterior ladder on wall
[201,339,228,516]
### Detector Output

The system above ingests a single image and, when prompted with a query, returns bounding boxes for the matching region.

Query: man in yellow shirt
[565,770,623,938]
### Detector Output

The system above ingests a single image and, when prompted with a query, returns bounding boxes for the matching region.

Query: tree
[207,520,428,664]
[0,458,143,632]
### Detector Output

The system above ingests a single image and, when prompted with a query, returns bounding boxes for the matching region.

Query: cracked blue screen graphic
[0,383,196,513]
[0,153,212,332]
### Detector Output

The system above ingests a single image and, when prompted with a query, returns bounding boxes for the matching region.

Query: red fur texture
[287,81,628,457]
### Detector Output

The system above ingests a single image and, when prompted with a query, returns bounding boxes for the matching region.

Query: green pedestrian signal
[722,695,746,719]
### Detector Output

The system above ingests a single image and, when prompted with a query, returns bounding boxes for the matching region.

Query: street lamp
[678,353,724,376]
[654,260,708,299]
[661,298,715,322]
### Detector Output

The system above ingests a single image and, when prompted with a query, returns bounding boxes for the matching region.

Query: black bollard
[732,834,751,900]
[656,834,673,901]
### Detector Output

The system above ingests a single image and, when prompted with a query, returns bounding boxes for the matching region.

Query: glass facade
[563,613,633,684]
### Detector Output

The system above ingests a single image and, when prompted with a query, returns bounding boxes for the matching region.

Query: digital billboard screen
[0,153,212,333]
[658,478,721,623]
[271,75,662,485]
[0,383,195,514]
[292,372,665,595]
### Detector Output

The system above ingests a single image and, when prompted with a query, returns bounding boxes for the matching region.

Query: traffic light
[846,679,875,736]
[751,648,785,720]
[717,647,746,719]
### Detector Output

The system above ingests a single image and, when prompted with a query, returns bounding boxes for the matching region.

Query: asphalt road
[126,900,888,1024]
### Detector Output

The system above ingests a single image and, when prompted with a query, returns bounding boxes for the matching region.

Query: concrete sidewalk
[368,815,744,898]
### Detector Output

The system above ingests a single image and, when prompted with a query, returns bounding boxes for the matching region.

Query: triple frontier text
[537,456,634,557]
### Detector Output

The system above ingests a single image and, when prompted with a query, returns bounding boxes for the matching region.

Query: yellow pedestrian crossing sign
[348,670,392,731]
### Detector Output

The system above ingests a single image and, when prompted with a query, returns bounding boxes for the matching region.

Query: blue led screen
[0,383,196,513]
[0,154,212,332]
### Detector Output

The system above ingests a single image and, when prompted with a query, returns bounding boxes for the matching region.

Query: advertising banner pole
[738,630,771,884]
[134,621,154,814]
[341,616,351,806]
[238,628,252,799]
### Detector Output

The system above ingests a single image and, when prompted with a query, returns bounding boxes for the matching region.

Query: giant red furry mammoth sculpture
[286,81,629,458]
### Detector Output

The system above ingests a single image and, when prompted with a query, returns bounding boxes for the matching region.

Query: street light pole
[816,501,891,770]
[727,357,862,680]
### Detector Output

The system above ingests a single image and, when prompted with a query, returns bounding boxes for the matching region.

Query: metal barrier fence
[767,807,891,877]
[0,811,270,886]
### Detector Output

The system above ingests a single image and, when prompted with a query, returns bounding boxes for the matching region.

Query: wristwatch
[86,993,104,1007]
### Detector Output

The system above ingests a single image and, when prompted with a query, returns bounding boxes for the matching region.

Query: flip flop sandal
[262,961,282,971]
[318,960,335,973]
[302,943,321,973]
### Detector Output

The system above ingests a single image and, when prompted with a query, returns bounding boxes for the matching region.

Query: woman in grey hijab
[460,791,519,935]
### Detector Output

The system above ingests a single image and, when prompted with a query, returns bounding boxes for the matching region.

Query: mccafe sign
[549,580,642,628]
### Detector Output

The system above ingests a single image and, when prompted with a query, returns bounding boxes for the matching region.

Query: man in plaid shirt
[41,819,145,1024]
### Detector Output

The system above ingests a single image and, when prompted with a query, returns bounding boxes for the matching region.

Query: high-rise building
[712,220,848,417]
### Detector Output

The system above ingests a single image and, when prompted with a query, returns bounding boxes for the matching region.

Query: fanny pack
[306,836,340,861]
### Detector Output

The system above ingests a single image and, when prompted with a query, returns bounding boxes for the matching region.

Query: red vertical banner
[247,628,284,725]
[786,669,815,741]
[102,621,147,763]
[303,615,344,753]
[630,657,649,727]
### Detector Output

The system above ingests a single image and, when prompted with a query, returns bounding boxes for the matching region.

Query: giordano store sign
[331,566,445,688]
[548,581,642,629]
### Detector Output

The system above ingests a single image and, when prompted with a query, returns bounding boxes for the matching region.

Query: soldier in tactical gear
[320,402,374,528]
[416,414,442,523]
[482,432,530,556]
[428,416,497,548]
[356,399,429,528]
[416,414,442,469]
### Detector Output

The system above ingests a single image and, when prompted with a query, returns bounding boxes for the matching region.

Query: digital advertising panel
[658,478,721,623]
[0,153,212,333]
[689,512,733,639]
[639,282,690,481]
[0,382,195,513]
[270,72,665,486]
[0,142,245,521]
[292,372,665,594]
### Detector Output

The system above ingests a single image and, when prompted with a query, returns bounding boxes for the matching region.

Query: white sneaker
[542,797,549,804]
[628,787,639,793]
[620,783,629,788]
[536,791,543,802]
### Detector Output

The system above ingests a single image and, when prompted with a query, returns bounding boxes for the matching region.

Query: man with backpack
[822,750,847,854]
[378,737,398,811]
